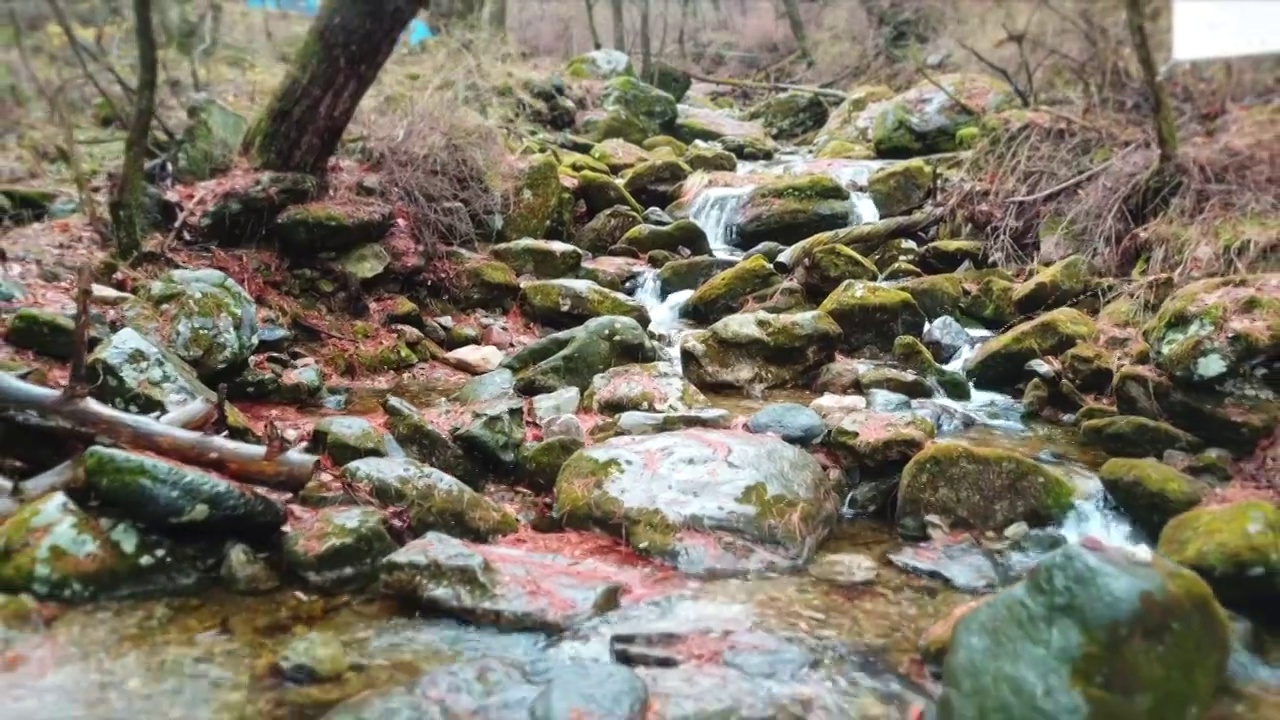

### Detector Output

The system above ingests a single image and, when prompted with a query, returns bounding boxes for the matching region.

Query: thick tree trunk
[1124,0,1178,166]
[241,0,423,175]
[780,0,812,64]
[609,0,625,50]
[639,0,652,79]
[111,0,158,259]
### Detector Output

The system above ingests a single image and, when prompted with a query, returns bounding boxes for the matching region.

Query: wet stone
[531,386,581,424]
[866,388,912,413]
[380,532,625,632]
[283,506,398,592]
[607,408,734,436]
[220,541,281,594]
[341,457,518,539]
[745,403,826,446]
[923,315,971,363]
[529,661,649,720]
[88,327,215,415]
[309,416,395,466]
[808,552,879,585]
[277,631,351,684]
[542,414,587,441]
[132,268,259,377]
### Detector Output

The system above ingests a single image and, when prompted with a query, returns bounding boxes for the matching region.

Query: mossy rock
[1060,343,1115,393]
[745,92,831,140]
[893,335,971,400]
[1142,274,1280,386]
[617,220,710,256]
[1080,415,1203,458]
[825,411,935,473]
[81,446,285,536]
[881,261,924,281]
[129,268,259,378]
[858,366,933,399]
[917,240,986,274]
[1098,458,1208,538]
[492,239,584,279]
[272,199,392,254]
[563,49,634,80]
[583,361,707,414]
[201,172,320,245]
[451,260,521,311]
[899,274,964,318]
[282,506,397,592]
[0,186,59,225]
[867,160,931,218]
[620,158,691,208]
[1023,377,1052,415]
[680,310,842,391]
[575,170,643,216]
[818,280,927,353]
[1012,255,1092,315]
[657,256,739,296]
[863,74,1018,158]
[0,493,133,600]
[964,308,1095,389]
[792,244,877,298]
[175,95,248,182]
[746,280,811,314]
[682,143,738,172]
[88,327,215,415]
[672,105,778,160]
[519,279,649,329]
[642,135,688,154]
[341,457,518,539]
[811,85,895,149]
[733,176,852,251]
[309,416,394,466]
[1074,403,1118,424]
[868,237,922,272]
[1157,500,1279,610]
[503,315,658,395]
[580,76,678,144]
[814,140,877,160]
[517,436,584,493]
[897,442,1076,532]
[937,543,1229,720]
[961,276,1017,329]
[4,308,78,359]
[557,149,612,176]
[682,255,781,324]
[575,206,643,254]
[503,153,570,241]
[588,138,650,174]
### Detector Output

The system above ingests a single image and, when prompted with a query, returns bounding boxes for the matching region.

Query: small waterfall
[850,192,879,225]
[634,267,693,365]
[686,186,753,255]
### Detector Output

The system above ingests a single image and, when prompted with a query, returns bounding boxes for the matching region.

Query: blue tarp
[244,0,435,47]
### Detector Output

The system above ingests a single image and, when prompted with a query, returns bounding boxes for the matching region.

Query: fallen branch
[0,373,317,491]
[915,63,982,118]
[15,398,216,502]
[678,67,848,99]
[1007,160,1114,203]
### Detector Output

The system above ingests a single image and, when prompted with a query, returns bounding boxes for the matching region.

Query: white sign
[1172,0,1280,62]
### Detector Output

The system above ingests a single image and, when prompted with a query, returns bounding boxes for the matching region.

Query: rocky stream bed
[1,51,1277,719]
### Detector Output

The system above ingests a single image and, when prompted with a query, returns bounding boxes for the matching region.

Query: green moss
[683,255,781,324]
[965,308,1095,389]
[682,144,738,172]
[893,335,971,400]
[1012,255,1092,315]
[354,342,418,373]
[642,135,687,154]
[815,140,876,160]
[1075,403,1118,424]
[502,153,567,241]
[817,280,927,353]
[1080,415,1203,458]
[868,159,931,217]
[4,308,76,359]
[618,219,710,256]
[452,260,520,311]
[900,275,964,318]
[1158,500,1280,609]
[1098,458,1206,538]
[575,170,644,215]
[737,481,823,549]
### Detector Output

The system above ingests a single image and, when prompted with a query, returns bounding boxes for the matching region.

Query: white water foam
[685,186,753,255]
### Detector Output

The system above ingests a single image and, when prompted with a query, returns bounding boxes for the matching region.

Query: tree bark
[584,0,602,49]
[0,373,318,491]
[609,0,625,50]
[639,0,652,79]
[110,0,158,259]
[241,0,424,175]
[1124,0,1178,166]
[779,0,812,64]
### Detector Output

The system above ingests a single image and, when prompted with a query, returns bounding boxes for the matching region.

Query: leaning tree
[241,0,427,175]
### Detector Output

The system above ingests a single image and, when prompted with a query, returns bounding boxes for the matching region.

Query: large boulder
[271,198,392,254]
[282,506,397,592]
[745,91,830,140]
[791,244,878,299]
[896,442,1076,533]
[1158,500,1279,610]
[554,429,838,574]
[861,74,1018,158]
[451,259,522,311]
[575,206,643,254]
[380,532,624,632]
[658,256,739,296]
[341,457,518,539]
[898,274,964,319]
[580,76,678,145]
[308,416,396,465]
[825,411,935,474]
[964,308,1095,389]
[1012,255,1092,315]
[518,279,650,329]
[617,220,710,256]
[937,543,1230,720]
[1098,458,1208,538]
[81,446,285,537]
[818,280,927,353]
[503,316,659,394]
[680,310,842,391]
[811,85,895,149]
[732,176,851,251]
[917,239,986,275]
[1142,274,1279,386]
[682,255,781,324]
[672,105,778,159]
[576,170,644,216]
[175,95,248,182]
[583,361,707,414]
[892,335,971,399]
[491,239,584,279]
[621,158,692,208]
[960,276,1016,329]
[1080,415,1202,458]
[588,138,650,174]
[88,327,214,414]
[130,269,259,377]
[502,153,571,241]
[867,159,931,218]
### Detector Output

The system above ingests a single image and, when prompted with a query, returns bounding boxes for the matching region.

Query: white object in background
[1172,0,1280,62]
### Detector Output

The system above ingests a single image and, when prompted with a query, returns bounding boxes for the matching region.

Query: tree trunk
[111,0,157,260]
[639,0,652,79]
[609,0,625,50]
[241,0,423,175]
[484,0,506,33]
[1124,0,1178,166]
[584,0,602,49]
[780,0,812,64]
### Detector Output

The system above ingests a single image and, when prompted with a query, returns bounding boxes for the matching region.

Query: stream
[3,147,1276,719]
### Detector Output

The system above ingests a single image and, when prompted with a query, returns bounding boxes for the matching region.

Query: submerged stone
[380,532,624,632]
[277,631,351,684]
